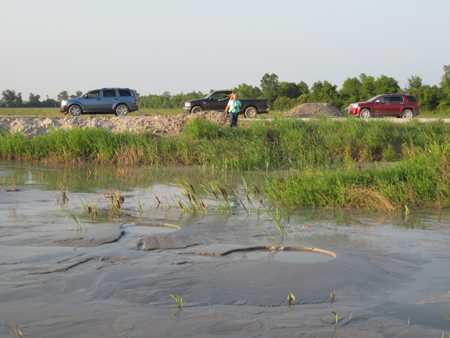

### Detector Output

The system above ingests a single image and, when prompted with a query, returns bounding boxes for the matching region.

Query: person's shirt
[228,100,242,113]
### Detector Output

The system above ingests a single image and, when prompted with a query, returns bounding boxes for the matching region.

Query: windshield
[203,93,213,99]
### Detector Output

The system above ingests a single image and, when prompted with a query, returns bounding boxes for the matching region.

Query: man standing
[225,92,242,128]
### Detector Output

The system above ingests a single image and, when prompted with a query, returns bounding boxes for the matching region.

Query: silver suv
[60,88,139,116]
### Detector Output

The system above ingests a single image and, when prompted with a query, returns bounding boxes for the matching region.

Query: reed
[4,118,450,211]
[1,118,449,172]
[56,182,69,205]
[9,171,17,191]
[103,189,124,217]
[264,141,450,210]
[77,196,99,218]
[175,180,208,214]
[68,210,84,231]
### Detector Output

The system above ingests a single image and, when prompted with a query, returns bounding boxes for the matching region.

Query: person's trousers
[229,112,239,127]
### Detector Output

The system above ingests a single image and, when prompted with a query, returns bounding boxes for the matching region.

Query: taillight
[134,98,137,104]
[266,100,269,107]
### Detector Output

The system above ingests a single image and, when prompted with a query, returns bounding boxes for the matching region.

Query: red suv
[349,94,420,118]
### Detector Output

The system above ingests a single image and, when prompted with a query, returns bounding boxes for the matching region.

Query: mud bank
[0,111,229,138]
[2,162,450,337]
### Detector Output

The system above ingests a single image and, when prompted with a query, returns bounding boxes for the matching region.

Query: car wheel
[402,109,413,119]
[360,108,372,118]
[244,106,258,118]
[68,105,82,117]
[191,106,203,114]
[116,104,129,116]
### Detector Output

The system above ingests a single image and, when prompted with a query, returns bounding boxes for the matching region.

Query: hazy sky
[1,0,449,100]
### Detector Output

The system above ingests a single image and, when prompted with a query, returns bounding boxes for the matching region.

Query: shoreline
[1,114,450,138]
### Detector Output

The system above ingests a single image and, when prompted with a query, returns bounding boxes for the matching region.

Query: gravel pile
[0,111,229,138]
[284,103,347,118]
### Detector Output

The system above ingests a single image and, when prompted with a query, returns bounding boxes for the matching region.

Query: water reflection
[1,159,449,233]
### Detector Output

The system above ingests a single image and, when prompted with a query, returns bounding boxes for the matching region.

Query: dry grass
[344,187,395,212]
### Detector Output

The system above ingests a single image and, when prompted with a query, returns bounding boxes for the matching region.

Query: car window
[368,95,382,102]
[103,89,116,97]
[86,91,100,98]
[119,89,132,97]
[406,95,417,102]
[389,96,403,102]
[376,96,388,103]
[211,93,226,100]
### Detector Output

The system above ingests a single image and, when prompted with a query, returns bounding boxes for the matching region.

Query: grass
[56,182,69,205]
[103,189,125,217]
[3,117,450,210]
[287,292,296,308]
[330,291,335,306]
[169,294,183,308]
[1,322,23,338]
[265,141,450,210]
[68,210,84,231]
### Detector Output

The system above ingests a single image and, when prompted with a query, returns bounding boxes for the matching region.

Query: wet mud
[1,161,450,337]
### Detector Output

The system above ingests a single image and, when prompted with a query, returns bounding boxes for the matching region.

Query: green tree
[407,75,423,92]
[41,95,58,108]
[15,93,23,107]
[406,75,423,102]
[260,73,280,103]
[309,80,340,107]
[374,75,400,95]
[233,83,262,99]
[439,65,450,108]
[278,82,301,99]
[57,91,69,101]
[70,91,83,98]
[2,89,22,107]
[298,81,310,95]
[27,93,41,107]
[340,77,362,106]
[440,65,450,90]
[273,96,297,111]
[419,85,443,111]
[359,74,376,100]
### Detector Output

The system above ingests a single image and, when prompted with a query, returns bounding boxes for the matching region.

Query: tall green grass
[2,117,450,210]
[265,141,450,210]
[1,118,449,172]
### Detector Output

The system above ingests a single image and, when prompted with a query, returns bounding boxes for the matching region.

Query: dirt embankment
[284,103,347,117]
[0,111,229,138]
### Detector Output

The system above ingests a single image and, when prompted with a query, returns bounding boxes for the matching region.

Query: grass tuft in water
[103,189,124,217]
[169,294,183,309]
[56,182,69,206]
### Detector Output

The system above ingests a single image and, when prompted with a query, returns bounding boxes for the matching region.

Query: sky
[1,0,449,101]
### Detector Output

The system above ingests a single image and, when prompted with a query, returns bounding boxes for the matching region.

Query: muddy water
[1,160,450,337]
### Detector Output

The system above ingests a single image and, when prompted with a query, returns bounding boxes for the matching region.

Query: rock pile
[284,103,347,118]
[0,111,229,138]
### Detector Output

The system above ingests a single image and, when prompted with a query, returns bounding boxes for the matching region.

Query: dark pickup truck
[183,91,270,118]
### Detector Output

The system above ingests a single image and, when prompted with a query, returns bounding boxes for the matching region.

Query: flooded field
[1,160,450,337]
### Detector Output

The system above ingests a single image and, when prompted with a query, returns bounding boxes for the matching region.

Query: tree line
[2,65,450,111]
[0,90,83,108]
